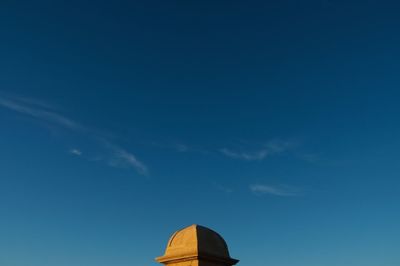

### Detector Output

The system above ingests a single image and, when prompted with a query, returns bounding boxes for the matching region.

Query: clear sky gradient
[0,1,399,266]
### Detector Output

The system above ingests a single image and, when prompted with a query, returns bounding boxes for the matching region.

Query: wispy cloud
[150,140,210,155]
[69,148,82,156]
[220,148,268,161]
[175,143,189,152]
[10,95,61,111]
[0,96,84,131]
[220,139,295,161]
[103,141,148,176]
[249,184,300,197]
[0,94,148,176]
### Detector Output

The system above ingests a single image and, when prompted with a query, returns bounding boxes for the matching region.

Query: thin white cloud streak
[11,96,61,111]
[69,149,82,156]
[249,184,299,197]
[220,148,268,161]
[0,95,148,176]
[150,141,210,154]
[112,147,148,176]
[0,97,83,131]
[97,139,149,176]
[220,140,294,161]
[175,143,189,152]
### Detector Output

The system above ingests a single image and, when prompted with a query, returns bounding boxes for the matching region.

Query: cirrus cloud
[249,184,300,197]
[0,94,148,176]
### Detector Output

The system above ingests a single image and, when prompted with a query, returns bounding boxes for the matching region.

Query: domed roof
[156,224,238,265]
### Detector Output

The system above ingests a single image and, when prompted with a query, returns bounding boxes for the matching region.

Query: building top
[156,224,238,265]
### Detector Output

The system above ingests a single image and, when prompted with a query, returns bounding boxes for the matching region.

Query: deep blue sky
[1,1,399,266]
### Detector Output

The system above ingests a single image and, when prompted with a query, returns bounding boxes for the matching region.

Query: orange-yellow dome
[156,224,238,265]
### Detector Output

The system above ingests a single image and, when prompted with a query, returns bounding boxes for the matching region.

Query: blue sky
[0,1,400,266]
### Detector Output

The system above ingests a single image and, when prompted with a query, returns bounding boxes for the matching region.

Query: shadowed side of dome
[156,224,239,266]
[196,225,230,258]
